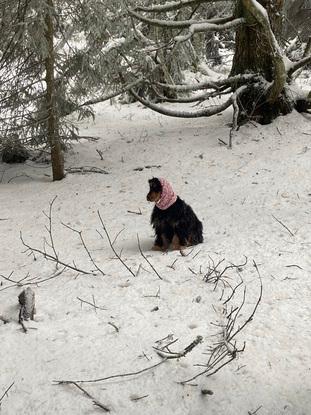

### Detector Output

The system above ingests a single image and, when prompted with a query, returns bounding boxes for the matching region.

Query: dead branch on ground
[20,232,93,275]
[154,335,203,359]
[181,260,262,384]
[62,222,105,277]
[60,381,111,412]
[43,196,59,266]
[77,297,107,311]
[97,210,136,277]
[65,166,109,175]
[55,358,168,384]
[0,382,14,407]
[137,234,163,280]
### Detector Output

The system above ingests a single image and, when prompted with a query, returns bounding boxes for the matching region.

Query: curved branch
[175,18,245,43]
[129,86,249,119]
[155,73,261,92]
[134,0,226,13]
[129,10,235,29]
[287,55,311,77]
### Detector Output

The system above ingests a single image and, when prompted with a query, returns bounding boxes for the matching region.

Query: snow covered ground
[0,101,311,415]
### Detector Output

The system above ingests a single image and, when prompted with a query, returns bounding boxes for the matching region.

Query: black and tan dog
[147,177,203,251]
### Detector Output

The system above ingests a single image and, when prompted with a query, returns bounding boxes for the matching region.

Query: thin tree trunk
[45,0,64,181]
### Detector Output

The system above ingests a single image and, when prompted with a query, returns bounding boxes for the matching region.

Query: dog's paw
[152,245,165,251]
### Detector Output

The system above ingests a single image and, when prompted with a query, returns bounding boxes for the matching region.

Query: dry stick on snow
[0,382,15,407]
[272,215,295,237]
[42,196,59,267]
[77,297,107,311]
[137,234,163,280]
[62,222,105,277]
[181,261,262,384]
[0,267,67,292]
[108,322,119,332]
[127,209,142,215]
[97,210,136,277]
[61,381,110,412]
[55,358,168,384]
[154,335,203,359]
[65,166,109,175]
[20,232,93,275]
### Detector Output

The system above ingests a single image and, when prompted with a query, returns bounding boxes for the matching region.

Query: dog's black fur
[147,178,203,250]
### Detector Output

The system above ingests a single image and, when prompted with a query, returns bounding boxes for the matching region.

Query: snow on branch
[287,55,311,77]
[174,18,245,43]
[129,10,245,43]
[129,10,235,29]
[155,73,262,93]
[129,88,234,118]
[134,0,225,13]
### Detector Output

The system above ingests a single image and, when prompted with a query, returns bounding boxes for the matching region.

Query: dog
[147,177,203,251]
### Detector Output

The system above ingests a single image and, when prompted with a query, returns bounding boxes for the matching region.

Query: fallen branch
[77,297,107,311]
[137,234,163,280]
[62,222,105,277]
[65,166,109,175]
[59,381,110,412]
[97,210,136,277]
[20,232,93,275]
[154,335,203,359]
[0,382,14,407]
[181,259,262,384]
[55,358,167,384]
[272,215,295,237]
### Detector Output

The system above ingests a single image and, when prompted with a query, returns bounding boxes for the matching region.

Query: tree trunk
[231,0,291,124]
[45,0,64,181]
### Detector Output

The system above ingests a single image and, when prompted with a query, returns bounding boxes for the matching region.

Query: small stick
[97,211,136,278]
[108,322,119,332]
[60,381,110,412]
[127,209,142,215]
[77,297,106,311]
[0,382,15,405]
[131,394,149,401]
[62,222,105,277]
[272,215,295,237]
[20,232,92,275]
[55,358,168,384]
[285,264,303,270]
[137,234,163,280]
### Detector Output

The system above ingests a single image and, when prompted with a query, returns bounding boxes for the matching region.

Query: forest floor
[0,93,311,415]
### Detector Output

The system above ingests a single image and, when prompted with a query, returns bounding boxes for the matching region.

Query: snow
[1,101,311,415]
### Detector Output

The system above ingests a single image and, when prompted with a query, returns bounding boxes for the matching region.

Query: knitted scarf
[156,178,177,210]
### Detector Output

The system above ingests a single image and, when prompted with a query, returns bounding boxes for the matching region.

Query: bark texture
[231,0,291,124]
[45,0,64,181]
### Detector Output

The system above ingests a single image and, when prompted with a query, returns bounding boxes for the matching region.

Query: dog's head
[147,177,162,203]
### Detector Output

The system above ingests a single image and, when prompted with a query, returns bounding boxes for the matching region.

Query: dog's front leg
[152,231,169,251]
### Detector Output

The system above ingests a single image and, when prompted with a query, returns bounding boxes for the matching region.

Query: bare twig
[66,166,109,175]
[20,232,93,275]
[77,297,107,311]
[137,234,163,280]
[55,358,167,384]
[59,381,110,412]
[272,215,295,237]
[42,196,59,266]
[97,210,136,277]
[154,335,203,359]
[127,209,142,215]
[62,222,105,277]
[0,382,14,406]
